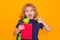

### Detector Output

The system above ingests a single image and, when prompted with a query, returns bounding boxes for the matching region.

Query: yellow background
[0,0,60,40]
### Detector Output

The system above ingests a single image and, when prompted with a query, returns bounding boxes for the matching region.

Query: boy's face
[25,6,35,19]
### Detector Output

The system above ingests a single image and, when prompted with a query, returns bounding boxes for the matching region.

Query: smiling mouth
[28,14,32,18]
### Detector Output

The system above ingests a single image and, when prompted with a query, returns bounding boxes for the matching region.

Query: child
[13,3,50,40]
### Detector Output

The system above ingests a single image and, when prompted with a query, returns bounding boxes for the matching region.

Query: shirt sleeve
[16,20,23,28]
[38,23,44,29]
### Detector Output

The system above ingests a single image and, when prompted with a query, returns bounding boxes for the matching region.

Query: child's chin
[27,17,33,19]
[29,18,34,19]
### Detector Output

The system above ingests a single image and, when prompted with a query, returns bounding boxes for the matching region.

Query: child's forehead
[25,6,34,10]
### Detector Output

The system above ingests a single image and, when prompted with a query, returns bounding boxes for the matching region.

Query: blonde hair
[20,3,38,19]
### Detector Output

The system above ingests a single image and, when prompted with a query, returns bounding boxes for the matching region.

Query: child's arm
[41,21,50,32]
[13,28,20,36]
[13,25,24,36]
[37,17,50,32]
[13,20,24,36]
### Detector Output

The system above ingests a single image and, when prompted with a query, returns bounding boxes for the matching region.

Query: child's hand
[18,25,25,30]
[37,17,50,32]
[37,17,44,23]
[13,25,25,36]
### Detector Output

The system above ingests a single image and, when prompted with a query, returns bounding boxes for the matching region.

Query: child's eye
[31,10,33,12]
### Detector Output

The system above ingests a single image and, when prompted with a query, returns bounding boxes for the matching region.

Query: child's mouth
[28,14,32,18]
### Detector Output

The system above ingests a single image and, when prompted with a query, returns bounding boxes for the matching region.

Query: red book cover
[21,23,32,39]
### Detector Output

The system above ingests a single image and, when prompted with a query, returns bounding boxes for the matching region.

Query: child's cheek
[31,11,35,17]
[25,12,29,17]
